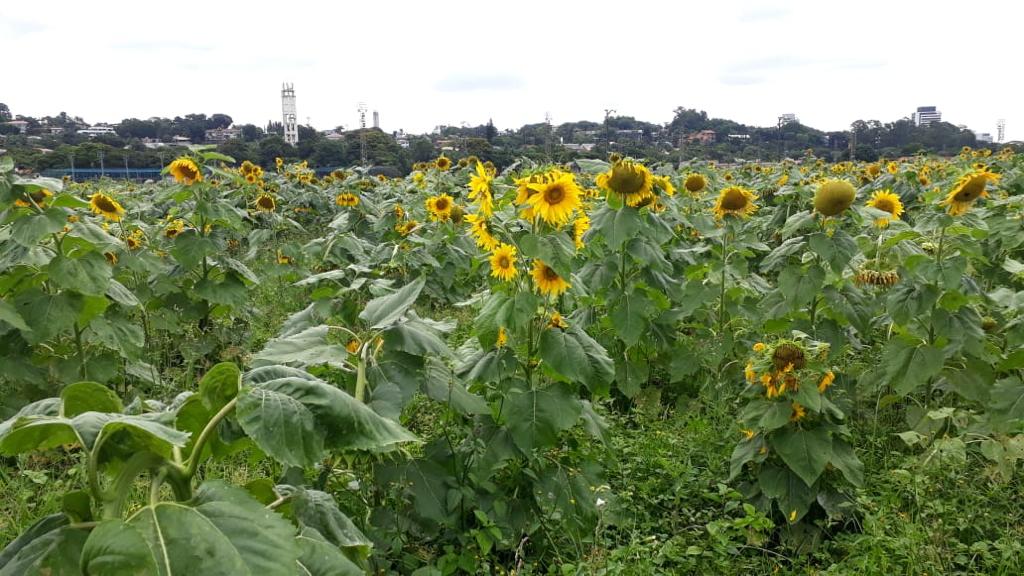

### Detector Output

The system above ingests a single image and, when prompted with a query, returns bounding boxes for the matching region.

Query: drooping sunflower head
[530,259,570,297]
[335,192,360,207]
[527,171,583,225]
[596,160,654,206]
[866,190,904,227]
[168,157,203,185]
[426,194,455,221]
[813,179,856,217]
[712,186,758,219]
[489,243,518,282]
[395,220,419,236]
[772,342,807,372]
[89,192,125,222]
[14,188,53,208]
[457,158,469,169]
[652,175,675,197]
[254,193,277,213]
[164,219,186,239]
[940,169,999,216]
[683,173,707,194]
[435,156,452,171]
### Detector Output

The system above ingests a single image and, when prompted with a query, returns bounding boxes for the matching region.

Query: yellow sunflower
[886,161,899,175]
[335,192,360,207]
[813,180,856,217]
[496,327,508,348]
[489,243,518,281]
[712,186,758,219]
[572,213,590,250]
[164,219,186,239]
[548,311,568,329]
[254,193,277,213]
[596,159,654,206]
[469,161,495,217]
[652,175,675,196]
[435,156,452,171]
[168,157,202,185]
[14,188,53,208]
[865,163,881,179]
[683,173,707,194]
[531,260,570,297]
[426,194,455,221]
[865,190,904,227]
[527,171,583,226]
[89,192,125,222]
[465,213,499,251]
[396,220,419,236]
[940,169,1000,216]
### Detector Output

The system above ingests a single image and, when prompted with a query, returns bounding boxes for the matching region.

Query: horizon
[1,1,1021,141]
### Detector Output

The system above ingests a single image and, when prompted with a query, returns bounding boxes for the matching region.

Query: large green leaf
[538,328,588,382]
[880,338,945,396]
[14,290,79,345]
[358,276,425,329]
[778,264,825,309]
[60,381,122,417]
[0,299,30,332]
[252,326,348,369]
[422,357,489,416]
[990,377,1024,423]
[590,204,642,250]
[770,427,832,487]
[609,290,655,347]
[11,208,66,247]
[289,487,372,559]
[503,384,582,454]
[0,412,188,457]
[757,466,816,523]
[295,528,363,576]
[199,362,241,412]
[49,252,113,296]
[0,515,86,576]
[83,481,299,576]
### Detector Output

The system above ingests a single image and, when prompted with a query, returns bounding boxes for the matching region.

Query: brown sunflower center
[956,176,987,201]
[684,175,705,192]
[258,196,274,208]
[542,266,560,281]
[435,198,450,211]
[497,255,511,269]
[720,188,749,211]
[874,198,896,214]
[772,343,807,371]
[607,163,646,196]
[95,196,118,212]
[544,184,566,205]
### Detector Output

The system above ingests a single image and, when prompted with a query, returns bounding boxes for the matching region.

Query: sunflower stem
[718,231,730,339]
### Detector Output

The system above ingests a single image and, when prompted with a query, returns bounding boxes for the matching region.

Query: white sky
[2,1,1021,141]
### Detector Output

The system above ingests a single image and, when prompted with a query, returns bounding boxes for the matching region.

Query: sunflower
[275,157,284,169]
[396,220,419,236]
[683,173,707,194]
[426,194,454,221]
[465,213,499,251]
[168,157,202,185]
[527,171,583,225]
[548,311,568,329]
[435,156,452,171]
[125,229,145,250]
[254,193,277,213]
[572,213,590,250]
[489,243,518,282]
[104,252,118,265]
[866,190,904,227]
[940,169,1000,216]
[469,161,495,216]
[14,188,53,208]
[89,192,125,222]
[790,402,807,422]
[818,370,835,393]
[886,161,899,175]
[335,192,360,207]
[496,327,508,348]
[712,186,758,219]
[813,180,856,217]
[345,338,361,354]
[394,205,405,220]
[918,173,931,186]
[596,159,654,206]
[865,163,881,179]
[164,219,186,239]
[652,175,675,196]
[276,250,293,265]
[772,343,806,371]
[531,260,570,297]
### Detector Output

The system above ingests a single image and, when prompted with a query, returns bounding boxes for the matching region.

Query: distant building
[975,132,994,143]
[727,134,751,140]
[615,129,644,142]
[204,127,242,143]
[282,83,298,145]
[563,142,597,152]
[687,130,717,144]
[4,120,29,133]
[79,125,117,137]
[322,130,345,141]
[913,106,941,127]
[779,113,799,125]
[373,111,380,129]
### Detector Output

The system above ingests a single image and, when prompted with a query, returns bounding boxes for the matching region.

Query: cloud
[720,74,766,86]
[109,40,215,52]
[435,73,525,92]
[0,16,46,37]
[737,6,791,23]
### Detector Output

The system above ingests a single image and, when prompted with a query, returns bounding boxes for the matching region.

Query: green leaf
[359,276,426,329]
[829,439,864,487]
[518,232,576,279]
[50,252,113,296]
[11,208,66,247]
[591,204,642,249]
[14,290,79,345]
[253,326,348,369]
[778,265,825,309]
[0,515,86,575]
[881,338,945,396]
[84,481,299,576]
[503,384,582,454]
[87,314,144,359]
[60,381,122,417]
[422,358,489,416]
[781,210,814,238]
[609,291,655,346]
[770,427,833,487]
[0,299,30,332]
[759,402,792,431]
[539,328,588,382]
[236,380,324,468]
[295,528,364,576]
[580,400,609,443]
[383,321,449,357]
[290,488,372,559]
[105,279,140,307]
[729,435,764,480]
[199,362,241,412]
[990,377,1024,423]
[758,466,816,523]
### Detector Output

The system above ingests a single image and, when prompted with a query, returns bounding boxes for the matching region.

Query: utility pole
[98,150,105,178]
[69,152,75,182]
[604,108,616,148]
[123,152,129,180]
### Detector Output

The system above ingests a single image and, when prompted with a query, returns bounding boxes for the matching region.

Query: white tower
[282,83,298,145]
[373,110,379,129]
[997,119,1006,143]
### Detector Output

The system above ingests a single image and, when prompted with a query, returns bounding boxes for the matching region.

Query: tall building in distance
[281,83,298,145]
[913,106,941,127]
[778,113,799,125]
[373,110,379,129]
[997,119,1006,143]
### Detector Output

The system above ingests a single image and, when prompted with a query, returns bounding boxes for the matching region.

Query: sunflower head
[335,192,360,207]
[89,193,125,222]
[255,193,277,213]
[168,157,203,185]
[813,180,856,217]
[527,171,583,225]
[531,259,570,297]
[772,342,807,372]
[683,173,707,194]
[941,169,999,216]
[596,160,654,206]
[435,156,452,171]
[712,186,758,219]
[164,219,186,239]
[426,194,454,221]
[489,243,518,282]
[866,190,904,227]
[14,188,53,208]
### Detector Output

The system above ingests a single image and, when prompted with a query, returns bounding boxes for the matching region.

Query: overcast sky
[2,1,1021,141]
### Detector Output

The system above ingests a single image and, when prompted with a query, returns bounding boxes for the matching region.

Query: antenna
[357,103,368,165]
[357,103,368,129]
[997,119,1006,143]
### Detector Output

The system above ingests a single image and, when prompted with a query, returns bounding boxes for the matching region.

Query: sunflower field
[1,146,1024,574]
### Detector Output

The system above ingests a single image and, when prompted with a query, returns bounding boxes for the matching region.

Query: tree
[207,114,233,130]
[408,137,436,162]
[485,119,497,143]
[238,124,265,142]
[258,135,295,166]
[0,102,10,122]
